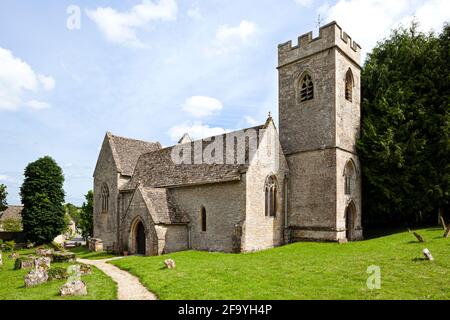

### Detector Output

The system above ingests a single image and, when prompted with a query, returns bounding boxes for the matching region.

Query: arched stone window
[300,73,314,102]
[265,175,278,217]
[344,160,355,195]
[345,69,353,102]
[101,184,109,213]
[201,206,207,232]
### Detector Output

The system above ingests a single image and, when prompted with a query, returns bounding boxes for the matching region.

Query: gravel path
[78,257,157,300]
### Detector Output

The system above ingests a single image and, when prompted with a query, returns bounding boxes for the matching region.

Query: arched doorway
[135,221,146,255]
[345,202,355,241]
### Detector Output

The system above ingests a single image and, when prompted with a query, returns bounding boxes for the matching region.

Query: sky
[0,0,448,206]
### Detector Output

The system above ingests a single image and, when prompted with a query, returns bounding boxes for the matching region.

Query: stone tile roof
[139,187,189,224]
[123,123,268,190]
[0,205,23,222]
[108,133,161,176]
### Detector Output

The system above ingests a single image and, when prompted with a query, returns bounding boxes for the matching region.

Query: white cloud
[87,0,178,47]
[26,100,51,110]
[321,0,450,58]
[182,96,223,118]
[0,175,14,183]
[206,20,258,55]
[37,74,55,91]
[187,7,202,20]
[168,121,230,141]
[294,0,314,7]
[0,47,55,111]
[244,116,259,126]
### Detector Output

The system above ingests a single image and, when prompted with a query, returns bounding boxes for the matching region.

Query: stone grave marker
[412,232,425,242]
[422,248,434,261]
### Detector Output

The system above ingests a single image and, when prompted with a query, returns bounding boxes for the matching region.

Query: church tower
[278,21,363,242]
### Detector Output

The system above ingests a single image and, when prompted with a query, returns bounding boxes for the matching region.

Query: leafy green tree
[0,184,7,212]
[358,22,450,227]
[65,203,80,227]
[20,156,66,244]
[79,190,93,239]
[1,218,22,232]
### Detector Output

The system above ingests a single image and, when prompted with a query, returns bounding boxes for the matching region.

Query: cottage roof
[0,205,23,222]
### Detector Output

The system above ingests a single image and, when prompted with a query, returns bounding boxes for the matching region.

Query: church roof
[0,205,23,222]
[139,186,189,224]
[107,133,162,176]
[122,123,269,190]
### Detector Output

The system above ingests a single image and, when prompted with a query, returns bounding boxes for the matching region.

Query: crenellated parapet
[278,21,361,68]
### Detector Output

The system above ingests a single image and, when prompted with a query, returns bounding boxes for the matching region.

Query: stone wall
[93,136,119,249]
[242,122,289,251]
[170,180,246,253]
[287,149,338,241]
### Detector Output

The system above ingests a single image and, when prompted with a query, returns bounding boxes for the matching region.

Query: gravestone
[33,257,51,269]
[52,251,76,263]
[412,232,425,242]
[24,266,49,287]
[60,280,87,296]
[422,248,434,261]
[164,259,176,269]
[439,216,447,230]
[444,226,450,239]
[0,252,2,267]
[59,265,87,296]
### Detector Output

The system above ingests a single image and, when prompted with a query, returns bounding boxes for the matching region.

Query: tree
[0,184,7,212]
[357,22,450,227]
[65,203,81,227]
[79,190,93,239]
[1,218,22,232]
[20,156,66,244]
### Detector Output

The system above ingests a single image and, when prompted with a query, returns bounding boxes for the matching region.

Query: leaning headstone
[24,266,49,287]
[67,265,82,282]
[439,216,447,230]
[444,226,450,238]
[422,248,434,261]
[412,232,425,242]
[164,259,176,269]
[0,252,2,267]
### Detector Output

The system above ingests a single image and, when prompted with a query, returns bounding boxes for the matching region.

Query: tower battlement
[278,21,361,68]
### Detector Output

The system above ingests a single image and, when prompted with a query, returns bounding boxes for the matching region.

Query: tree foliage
[20,156,66,244]
[0,184,7,212]
[358,22,450,227]
[79,190,93,239]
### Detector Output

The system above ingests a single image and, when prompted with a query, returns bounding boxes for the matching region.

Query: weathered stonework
[92,21,363,256]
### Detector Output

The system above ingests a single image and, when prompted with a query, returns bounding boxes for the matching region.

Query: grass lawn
[69,246,117,260]
[110,227,450,300]
[0,248,117,300]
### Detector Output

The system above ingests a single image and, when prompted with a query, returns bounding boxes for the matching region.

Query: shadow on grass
[363,227,408,239]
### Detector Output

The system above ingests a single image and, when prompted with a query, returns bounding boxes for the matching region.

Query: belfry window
[300,74,314,102]
[101,184,109,213]
[265,175,278,217]
[345,69,353,102]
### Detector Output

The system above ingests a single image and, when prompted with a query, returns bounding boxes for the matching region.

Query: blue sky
[0,0,448,205]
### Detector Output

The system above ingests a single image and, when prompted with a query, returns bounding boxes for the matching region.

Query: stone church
[93,21,363,256]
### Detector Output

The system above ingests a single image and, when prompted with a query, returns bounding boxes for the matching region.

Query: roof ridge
[109,132,160,146]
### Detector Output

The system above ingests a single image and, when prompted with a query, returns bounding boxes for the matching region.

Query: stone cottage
[93,21,363,255]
